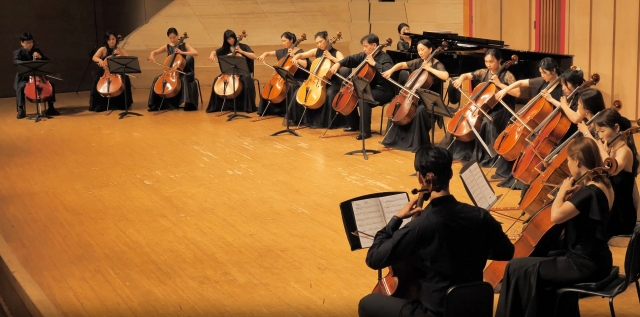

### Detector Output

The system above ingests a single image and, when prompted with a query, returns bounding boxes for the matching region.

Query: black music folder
[340,192,410,251]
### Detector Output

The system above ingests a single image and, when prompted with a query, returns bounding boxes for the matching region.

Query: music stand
[218,55,251,122]
[17,60,52,123]
[345,76,380,160]
[271,66,301,137]
[416,89,455,144]
[107,56,142,120]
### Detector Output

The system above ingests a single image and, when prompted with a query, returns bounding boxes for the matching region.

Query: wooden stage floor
[0,88,638,316]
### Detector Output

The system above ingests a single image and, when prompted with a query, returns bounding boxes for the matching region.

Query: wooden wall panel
[613,0,639,119]
[567,0,591,81]
[502,0,531,50]
[589,0,614,105]
[473,0,501,40]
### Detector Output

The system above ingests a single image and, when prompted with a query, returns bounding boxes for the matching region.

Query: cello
[332,38,393,116]
[484,157,618,289]
[512,74,601,184]
[446,55,519,142]
[151,32,189,98]
[493,66,578,161]
[260,33,307,104]
[518,101,623,215]
[296,32,343,109]
[372,174,434,296]
[24,43,54,103]
[385,42,448,125]
[213,30,247,99]
[96,35,124,98]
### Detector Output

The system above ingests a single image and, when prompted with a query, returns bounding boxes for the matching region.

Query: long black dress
[148,43,199,111]
[302,47,348,129]
[256,48,309,125]
[608,170,637,237]
[444,69,517,170]
[89,46,133,112]
[496,184,613,317]
[206,43,256,114]
[381,58,446,152]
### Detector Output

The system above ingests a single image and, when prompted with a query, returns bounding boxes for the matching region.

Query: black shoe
[344,126,359,132]
[148,107,158,112]
[17,108,26,119]
[46,106,60,116]
[356,134,371,140]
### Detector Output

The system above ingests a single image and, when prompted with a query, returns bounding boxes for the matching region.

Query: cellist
[291,31,348,129]
[396,23,412,51]
[380,39,449,152]
[359,145,513,317]
[495,57,563,106]
[147,27,199,111]
[206,30,257,114]
[90,31,133,112]
[13,32,59,119]
[496,137,614,317]
[256,32,309,119]
[328,34,394,140]
[449,49,519,187]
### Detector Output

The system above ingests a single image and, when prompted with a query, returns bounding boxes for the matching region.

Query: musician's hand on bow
[148,55,156,63]
[381,69,393,79]
[329,63,341,75]
[452,77,464,89]
[208,52,217,63]
[257,53,267,62]
[365,55,376,67]
[495,88,508,101]
[395,196,422,219]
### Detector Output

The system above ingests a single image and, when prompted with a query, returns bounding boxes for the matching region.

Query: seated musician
[148,27,199,112]
[13,32,59,119]
[397,23,412,51]
[575,89,606,137]
[380,39,449,152]
[496,137,614,317]
[206,30,257,114]
[591,109,639,238]
[256,31,309,121]
[90,31,133,112]
[449,49,519,186]
[495,57,563,103]
[329,34,394,140]
[544,68,585,124]
[291,31,349,129]
[359,145,514,317]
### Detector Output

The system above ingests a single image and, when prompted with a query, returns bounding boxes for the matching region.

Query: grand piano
[387,32,573,99]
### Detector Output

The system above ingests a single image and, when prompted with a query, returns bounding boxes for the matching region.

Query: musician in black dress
[397,23,412,51]
[496,137,614,317]
[360,145,513,317]
[380,39,449,152]
[591,109,638,237]
[329,34,394,139]
[291,31,349,129]
[90,31,133,112]
[148,27,199,111]
[13,32,59,119]
[206,30,257,114]
[449,49,519,182]
[256,31,309,123]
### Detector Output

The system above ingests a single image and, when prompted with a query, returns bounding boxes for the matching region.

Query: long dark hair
[314,31,328,41]
[567,137,611,188]
[593,108,639,175]
[539,57,560,74]
[167,27,178,37]
[103,30,119,48]
[560,68,585,90]
[578,89,606,116]
[222,29,238,52]
[417,39,433,49]
[281,31,297,44]
[485,48,502,61]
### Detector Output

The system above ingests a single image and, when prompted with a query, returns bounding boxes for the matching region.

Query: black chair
[184,56,203,108]
[555,226,640,317]
[444,281,494,317]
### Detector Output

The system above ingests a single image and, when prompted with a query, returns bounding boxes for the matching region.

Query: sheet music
[460,162,497,210]
[351,198,386,248]
[379,193,411,228]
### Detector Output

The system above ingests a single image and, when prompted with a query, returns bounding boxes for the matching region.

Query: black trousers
[359,294,435,317]
[15,80,55,111]
[346,87,394,135]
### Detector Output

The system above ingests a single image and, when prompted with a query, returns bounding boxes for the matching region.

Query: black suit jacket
[13,47,48,90]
